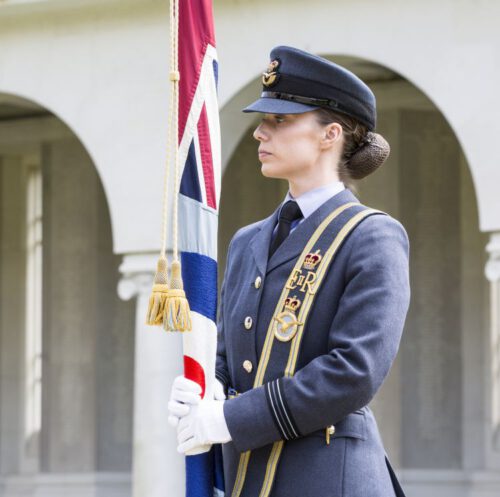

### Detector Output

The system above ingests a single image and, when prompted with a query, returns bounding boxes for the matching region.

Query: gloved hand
[167,375,202,428]
[167,375,227,428]
[176,397,232,453]
[214,377,227,401]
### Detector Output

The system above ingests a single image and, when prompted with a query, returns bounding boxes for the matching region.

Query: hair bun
[346,132,390,180]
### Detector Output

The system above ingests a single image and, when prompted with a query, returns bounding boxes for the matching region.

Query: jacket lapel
[255,188,360,274]
[249,206,280,276]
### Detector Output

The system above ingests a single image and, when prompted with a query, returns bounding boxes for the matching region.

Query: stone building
[0,0,499,496]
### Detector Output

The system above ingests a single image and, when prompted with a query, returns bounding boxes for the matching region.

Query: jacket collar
[249,187,360,275]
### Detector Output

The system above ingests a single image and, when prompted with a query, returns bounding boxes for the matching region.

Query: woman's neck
[288,173,342,198]
[287,150,342,198]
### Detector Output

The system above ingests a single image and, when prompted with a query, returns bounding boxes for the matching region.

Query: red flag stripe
[197,104,217,210]
[178,0,216,142]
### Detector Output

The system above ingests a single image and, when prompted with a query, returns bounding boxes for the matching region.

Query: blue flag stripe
[186,449,214,496]
[181,251,218,323]
[181,140,203,203]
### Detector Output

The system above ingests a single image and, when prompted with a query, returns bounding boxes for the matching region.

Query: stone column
[485,232,500,466]
[459,152,489,471]
[118,253,184,497]
[399,109,462,469]
[0,156,26,476]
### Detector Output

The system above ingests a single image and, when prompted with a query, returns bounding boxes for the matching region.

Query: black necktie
[269,200,303,258]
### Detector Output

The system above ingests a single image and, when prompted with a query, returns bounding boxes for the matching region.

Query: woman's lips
[258,151,272,158]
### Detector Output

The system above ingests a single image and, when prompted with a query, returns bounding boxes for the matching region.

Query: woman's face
[253,111,327,180]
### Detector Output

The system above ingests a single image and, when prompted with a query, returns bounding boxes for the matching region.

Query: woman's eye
[260,115,285,125]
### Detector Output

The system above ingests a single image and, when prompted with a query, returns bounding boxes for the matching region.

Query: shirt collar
[281,180,345,221]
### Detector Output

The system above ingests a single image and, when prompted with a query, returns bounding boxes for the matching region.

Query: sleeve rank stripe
[270,380,295,439]
[275,378,301,438]
[265,381,292,440]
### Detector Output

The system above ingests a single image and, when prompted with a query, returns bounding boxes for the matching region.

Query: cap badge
[262,59,280,87]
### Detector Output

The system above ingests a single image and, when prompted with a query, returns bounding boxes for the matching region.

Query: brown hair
[314,107,390,193]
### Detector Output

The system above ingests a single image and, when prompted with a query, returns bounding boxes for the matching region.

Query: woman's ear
[320,122,343,150]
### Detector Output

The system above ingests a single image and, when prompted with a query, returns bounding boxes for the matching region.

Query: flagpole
[143,0,224,494]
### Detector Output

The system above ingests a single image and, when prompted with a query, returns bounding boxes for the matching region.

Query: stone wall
[0,135,135,486]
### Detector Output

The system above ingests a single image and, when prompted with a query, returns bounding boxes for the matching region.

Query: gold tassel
[145,256,170,326]
[163,259,192,332]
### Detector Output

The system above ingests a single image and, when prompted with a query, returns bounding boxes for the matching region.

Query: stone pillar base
[401,469,500,497]
[118,253,185,497]
[0,472,130,497]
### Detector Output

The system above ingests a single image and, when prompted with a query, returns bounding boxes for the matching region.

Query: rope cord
[172,0,180,261]
[161,0,180,258]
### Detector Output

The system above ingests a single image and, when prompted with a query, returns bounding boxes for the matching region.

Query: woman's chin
[260,163,285,179]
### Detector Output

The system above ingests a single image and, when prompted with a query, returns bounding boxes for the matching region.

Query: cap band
[261,91,340,111]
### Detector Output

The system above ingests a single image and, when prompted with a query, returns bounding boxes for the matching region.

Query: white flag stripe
[193,131,209,206]
[178,193,218,258]
[182,310,218,457]
[201,45,222,209]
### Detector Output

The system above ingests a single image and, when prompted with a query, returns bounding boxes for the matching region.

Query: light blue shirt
[271,180,346,241]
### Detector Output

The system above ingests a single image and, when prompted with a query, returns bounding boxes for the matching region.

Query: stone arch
[0,91,116,246]
[0,92,134,492]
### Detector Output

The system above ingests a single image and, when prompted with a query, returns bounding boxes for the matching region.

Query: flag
[175,0,224,496]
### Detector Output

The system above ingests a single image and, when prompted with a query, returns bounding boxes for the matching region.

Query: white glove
[214,378,226,401]
[167,375,226,428]
[168,375,202,428]
[176,397,232,453]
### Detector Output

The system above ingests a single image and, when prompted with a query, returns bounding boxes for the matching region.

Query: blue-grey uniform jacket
[216,187,410,497]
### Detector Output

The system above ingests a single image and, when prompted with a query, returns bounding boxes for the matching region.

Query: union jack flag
[176,0,224,496]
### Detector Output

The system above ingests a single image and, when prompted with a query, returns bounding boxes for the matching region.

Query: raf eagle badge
[262,59,280,87]
[274,295,302,342]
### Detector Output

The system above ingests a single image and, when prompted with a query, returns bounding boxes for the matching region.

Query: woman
[168,45,410,497]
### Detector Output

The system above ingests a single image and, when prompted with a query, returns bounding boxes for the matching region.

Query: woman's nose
[253,122,268,141]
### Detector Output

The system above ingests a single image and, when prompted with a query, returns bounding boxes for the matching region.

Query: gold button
[254,276,262,289]
[244,316,253,329]
[243,360,253,373]
[326,425,335,445]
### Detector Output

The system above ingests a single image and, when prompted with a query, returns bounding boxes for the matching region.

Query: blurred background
[0,0,499,496]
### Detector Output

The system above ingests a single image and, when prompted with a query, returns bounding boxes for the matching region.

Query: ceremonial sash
[231,202,387,497]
